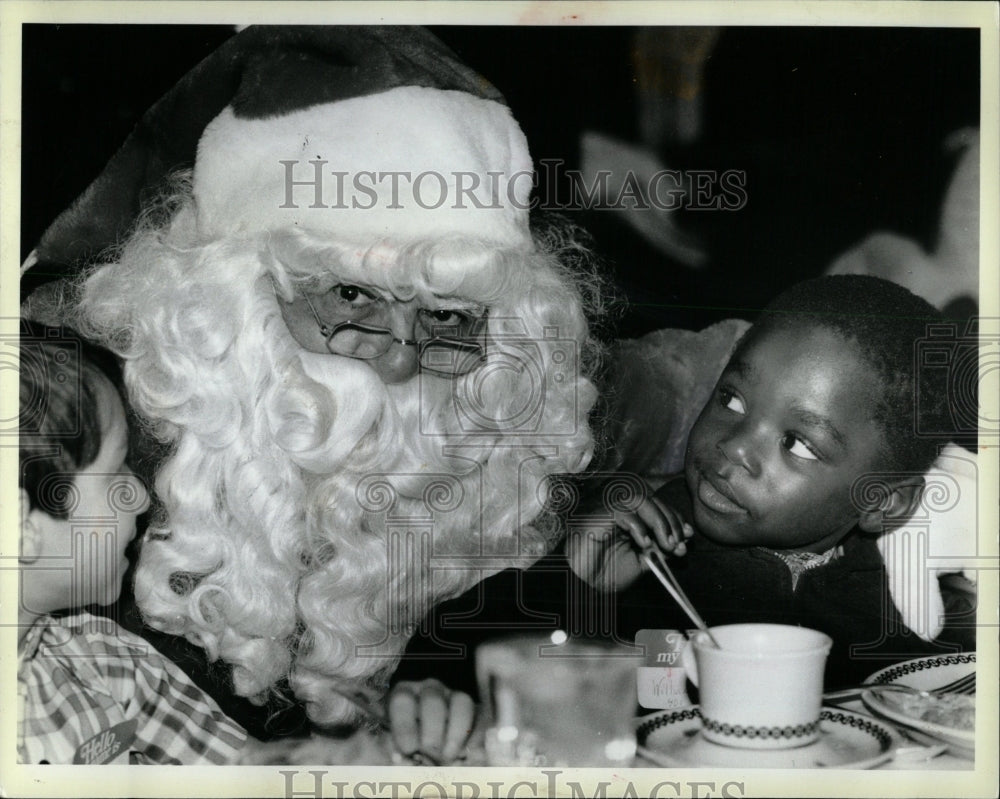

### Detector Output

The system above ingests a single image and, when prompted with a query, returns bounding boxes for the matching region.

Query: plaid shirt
[18,611,246,765]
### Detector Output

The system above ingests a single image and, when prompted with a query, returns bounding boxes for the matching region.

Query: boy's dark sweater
[396,476,972,696]
[616,476,968,688]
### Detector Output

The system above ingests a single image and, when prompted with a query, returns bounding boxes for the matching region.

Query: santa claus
[21,26,602,727]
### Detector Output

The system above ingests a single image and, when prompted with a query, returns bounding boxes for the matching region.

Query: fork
[824,672,976,703]
[917,672,976,695]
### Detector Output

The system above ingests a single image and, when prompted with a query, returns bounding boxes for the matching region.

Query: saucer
[636,707,900,768]
[862,653,975,759]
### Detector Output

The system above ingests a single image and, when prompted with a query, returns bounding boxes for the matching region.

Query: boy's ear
[857,476,925,534]
[19,488,44,563]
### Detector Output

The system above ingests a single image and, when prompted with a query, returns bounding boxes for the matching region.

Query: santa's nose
[369,305,421,383]
[369,343,420,383]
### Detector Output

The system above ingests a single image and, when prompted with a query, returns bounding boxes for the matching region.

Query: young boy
[17,324,474,765]
[567,275,966,687]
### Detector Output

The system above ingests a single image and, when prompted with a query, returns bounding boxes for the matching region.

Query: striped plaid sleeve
[19,614,131,764]
[85,621,247,764]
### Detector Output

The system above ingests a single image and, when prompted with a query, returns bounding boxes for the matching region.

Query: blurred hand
[387,678,475,764]
[567,494,692,592]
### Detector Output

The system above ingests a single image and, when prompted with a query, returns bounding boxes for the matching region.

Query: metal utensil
[639,543,721,648]
[823,672,976,704]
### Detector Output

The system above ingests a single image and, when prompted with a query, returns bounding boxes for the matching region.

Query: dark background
[22,24,980,338]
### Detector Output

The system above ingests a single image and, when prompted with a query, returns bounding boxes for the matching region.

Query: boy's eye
[781,433,819,461]
[719,387,746,414]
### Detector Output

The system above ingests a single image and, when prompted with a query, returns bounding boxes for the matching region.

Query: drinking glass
[476,634,640,767]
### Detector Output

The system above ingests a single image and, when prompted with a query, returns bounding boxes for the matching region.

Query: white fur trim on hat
[193,86,534,250]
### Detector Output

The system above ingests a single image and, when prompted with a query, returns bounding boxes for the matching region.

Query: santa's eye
[417,308,482,338]
[718,387,746,414]
[430,309,462,323]
[781,433,819,460]
[334,284,377,306]
[425,309,476,329]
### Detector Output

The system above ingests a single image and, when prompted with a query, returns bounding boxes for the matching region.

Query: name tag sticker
[635,629,694,710]
[73,719,136,764]
[635,629,689,666]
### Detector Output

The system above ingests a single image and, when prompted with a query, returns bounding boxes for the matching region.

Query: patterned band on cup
[702,716,820,741]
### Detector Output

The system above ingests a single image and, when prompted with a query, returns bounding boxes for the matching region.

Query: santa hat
[21,26,534,299]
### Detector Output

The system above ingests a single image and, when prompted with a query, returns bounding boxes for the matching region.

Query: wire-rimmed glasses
[302,294,487,377]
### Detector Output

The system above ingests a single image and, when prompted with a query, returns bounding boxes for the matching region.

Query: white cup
[681,624,832,749]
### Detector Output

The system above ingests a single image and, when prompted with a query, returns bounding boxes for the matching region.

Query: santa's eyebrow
[790,407,848,449]
[426,298,485,313]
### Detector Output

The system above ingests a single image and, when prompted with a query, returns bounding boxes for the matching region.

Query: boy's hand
[388,679,475,764]
[566,494,692,592]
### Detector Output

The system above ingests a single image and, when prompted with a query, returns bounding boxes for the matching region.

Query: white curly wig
[77,178,602,725]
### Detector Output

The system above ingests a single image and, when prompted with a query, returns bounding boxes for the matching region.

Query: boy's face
[684,323,890,553]
[29,376,150,611]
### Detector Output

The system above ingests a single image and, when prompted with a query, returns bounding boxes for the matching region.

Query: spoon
[639,543,721,648]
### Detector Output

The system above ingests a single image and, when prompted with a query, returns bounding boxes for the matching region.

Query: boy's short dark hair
[19,320,122,518]
[742,275,950,474]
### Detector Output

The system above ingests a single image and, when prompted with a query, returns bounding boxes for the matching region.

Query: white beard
[134,320,562,724]
[81,219,597,727]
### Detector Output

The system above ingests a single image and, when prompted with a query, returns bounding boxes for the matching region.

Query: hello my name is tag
[72,719,136,764]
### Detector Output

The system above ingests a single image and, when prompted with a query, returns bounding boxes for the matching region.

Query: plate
[862,653,975,758]
[636,707,900,769]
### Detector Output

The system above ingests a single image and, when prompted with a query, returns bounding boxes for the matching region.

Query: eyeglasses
[302,294,488,377]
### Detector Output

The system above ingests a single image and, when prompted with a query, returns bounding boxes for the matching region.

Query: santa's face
[82,217,597,723]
